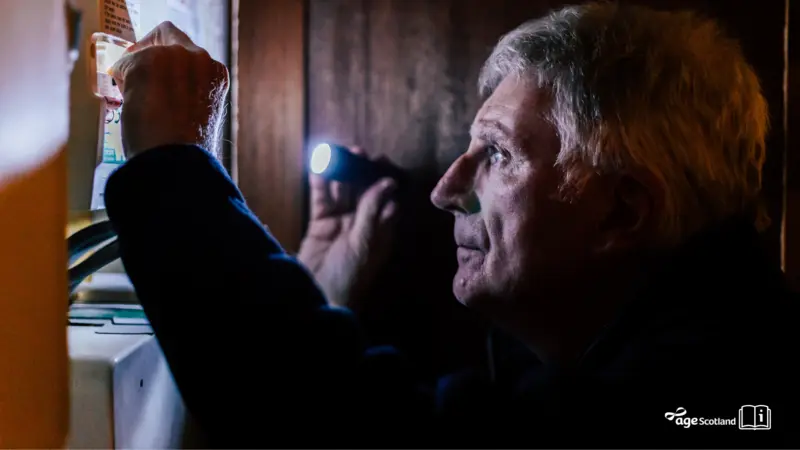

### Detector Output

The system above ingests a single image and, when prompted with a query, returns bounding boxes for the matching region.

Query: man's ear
[594,170,664,253]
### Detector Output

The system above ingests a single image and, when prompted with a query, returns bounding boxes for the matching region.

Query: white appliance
[66,274,204,449]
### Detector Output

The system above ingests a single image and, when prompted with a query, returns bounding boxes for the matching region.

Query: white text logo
[664,407,736,428]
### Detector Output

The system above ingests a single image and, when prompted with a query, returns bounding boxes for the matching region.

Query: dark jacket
[104,145,800,448]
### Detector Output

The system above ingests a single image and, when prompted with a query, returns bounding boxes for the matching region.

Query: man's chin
[452,267,516,317]
[452,271,491,309]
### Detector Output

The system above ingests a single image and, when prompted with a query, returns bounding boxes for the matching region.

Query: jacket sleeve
[104,145,377,446]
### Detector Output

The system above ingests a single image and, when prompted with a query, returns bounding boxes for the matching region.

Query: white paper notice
[127,0,142,38]
[166,0,192,13]
[101,0,136,42]
[90,163,117,210]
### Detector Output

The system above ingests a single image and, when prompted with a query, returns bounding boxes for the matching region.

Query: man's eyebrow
[470,119,513,142]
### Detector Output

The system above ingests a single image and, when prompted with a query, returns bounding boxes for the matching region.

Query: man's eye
[487,146,505,165]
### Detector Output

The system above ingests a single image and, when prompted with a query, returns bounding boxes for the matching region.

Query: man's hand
[297,147,399,311]
[110,21,229,158]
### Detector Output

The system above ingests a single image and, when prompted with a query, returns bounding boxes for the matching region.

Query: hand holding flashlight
[298,146,399,311]
[309,143,407,187]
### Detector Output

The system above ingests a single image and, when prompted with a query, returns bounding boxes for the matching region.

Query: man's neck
[503,258,653,367]
[506,218,768,366]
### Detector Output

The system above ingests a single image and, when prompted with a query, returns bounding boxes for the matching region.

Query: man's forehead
[470,76,548,139]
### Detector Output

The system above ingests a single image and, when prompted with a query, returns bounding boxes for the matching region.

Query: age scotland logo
[664,407,737,428]
[664,406,772,430]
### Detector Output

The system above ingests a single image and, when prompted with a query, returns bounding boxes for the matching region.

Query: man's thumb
[351,178,397,243]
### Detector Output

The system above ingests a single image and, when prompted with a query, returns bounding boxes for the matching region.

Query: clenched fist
[110,21,229,158]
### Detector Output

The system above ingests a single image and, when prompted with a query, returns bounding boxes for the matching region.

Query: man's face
[430,76,610,315]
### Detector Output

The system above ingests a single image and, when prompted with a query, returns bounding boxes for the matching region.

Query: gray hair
[479,1,769,245]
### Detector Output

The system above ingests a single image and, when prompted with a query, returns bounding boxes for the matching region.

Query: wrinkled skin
[430,75,659,361]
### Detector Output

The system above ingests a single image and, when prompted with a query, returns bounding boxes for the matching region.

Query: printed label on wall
[91,103,125,210]
[102,105,125,164]
[101,0,139,42]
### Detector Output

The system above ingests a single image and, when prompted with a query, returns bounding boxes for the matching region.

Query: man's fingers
[308,173,333,220]
[309,172,327,189]
[303,216,340,240]
[350,178,397,246]
[109,50,137,92]
[332,180,357,213]
[379,200,398,224]
[309,145,382,219]
[109,46,159,95]
[116,21,203,90]
[129,21,197,52]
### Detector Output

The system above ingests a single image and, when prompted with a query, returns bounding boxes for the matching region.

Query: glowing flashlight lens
[310,144,332,174]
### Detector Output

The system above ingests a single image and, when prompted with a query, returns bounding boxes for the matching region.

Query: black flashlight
[309,143,406,187]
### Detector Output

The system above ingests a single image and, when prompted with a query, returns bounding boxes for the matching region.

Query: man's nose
[430,155,479,215]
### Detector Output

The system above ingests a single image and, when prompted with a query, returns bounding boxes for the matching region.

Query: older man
[106,3,797,448]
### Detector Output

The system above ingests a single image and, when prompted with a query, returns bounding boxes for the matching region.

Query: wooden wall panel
[0,1,70,446]
[306,0,789,377]
[624,0,789,275]
[701,0,788,270]
[308,0,572,377]
[785,0,798,290]
[236,0,306,252]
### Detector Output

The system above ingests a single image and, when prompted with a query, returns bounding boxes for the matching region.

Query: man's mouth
[457,244,481,251]
[456,244,484,254]
[456,246,484,266]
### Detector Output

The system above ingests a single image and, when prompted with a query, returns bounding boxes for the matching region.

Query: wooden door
[0,1,71,447]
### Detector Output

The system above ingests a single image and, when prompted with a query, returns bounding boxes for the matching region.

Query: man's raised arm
[103,22,367,446]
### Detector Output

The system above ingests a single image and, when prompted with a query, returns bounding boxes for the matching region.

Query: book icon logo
[738,405,771,430]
